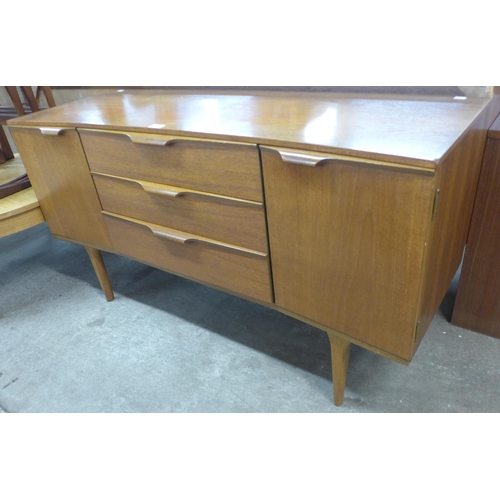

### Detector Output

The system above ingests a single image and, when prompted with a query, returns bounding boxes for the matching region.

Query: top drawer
[79,129,263,202]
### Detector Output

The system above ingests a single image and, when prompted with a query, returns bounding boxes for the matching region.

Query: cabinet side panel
[451,137,500,337]
[9,127,112,248]
[416,100,500,351]
[262,148,434,360]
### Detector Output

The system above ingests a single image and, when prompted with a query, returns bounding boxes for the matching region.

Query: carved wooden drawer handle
[151,227,191,243]
[124,134,172,146]
[278,150,332,167]
[93,173,262,206]
[140,182,183,198]
[147,225,267,257]
[79,129,256,148]
[39,127,73,136]
[137,180,262,206]
[272,146,429,173]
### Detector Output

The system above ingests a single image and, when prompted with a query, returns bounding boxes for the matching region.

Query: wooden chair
[1,86,56,120]
[0,86,114,301]
[1,87,56,165]
[0,125,14,164]
[0,155,45,237]
[0,87,54,236]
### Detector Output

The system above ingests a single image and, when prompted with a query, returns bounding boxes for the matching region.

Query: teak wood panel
[261,147,435,360]
[8,91,492,169]
[9,127,112,248]
[5,93,500,376]
[92,173,268,253]
[79,129,263,202]
[103,213,273,303]
[451,135,500,338]
[415,100,500,348]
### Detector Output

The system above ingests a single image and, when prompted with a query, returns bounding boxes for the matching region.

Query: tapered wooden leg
[326,332,351,406]
[85,246,114,302]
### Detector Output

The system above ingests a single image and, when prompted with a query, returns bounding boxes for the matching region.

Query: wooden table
[8,90,500,405]
[452,113,500,338]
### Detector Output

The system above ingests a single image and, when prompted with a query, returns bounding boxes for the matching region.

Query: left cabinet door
[9,127,112,248]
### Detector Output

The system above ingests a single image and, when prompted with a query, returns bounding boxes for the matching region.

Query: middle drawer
[93,173,269,253]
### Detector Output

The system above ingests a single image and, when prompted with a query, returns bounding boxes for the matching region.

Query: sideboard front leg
[84,246,115,302]
[326,332,351,406]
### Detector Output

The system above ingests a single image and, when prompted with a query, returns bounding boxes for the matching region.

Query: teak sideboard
[8,90,500,406]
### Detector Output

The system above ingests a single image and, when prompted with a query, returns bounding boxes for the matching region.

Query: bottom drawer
[104,213,274,303]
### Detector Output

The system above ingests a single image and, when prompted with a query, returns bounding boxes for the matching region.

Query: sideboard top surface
[8,90,492,169]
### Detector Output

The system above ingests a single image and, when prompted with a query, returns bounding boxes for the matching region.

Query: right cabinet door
[261,147,435,360]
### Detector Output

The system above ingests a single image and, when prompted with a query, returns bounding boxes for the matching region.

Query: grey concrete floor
[1,223,499,413]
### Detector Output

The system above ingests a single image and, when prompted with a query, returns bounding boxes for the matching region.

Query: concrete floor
[1,223,499,413]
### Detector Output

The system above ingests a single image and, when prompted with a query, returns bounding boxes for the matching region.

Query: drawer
[80,129,263,202]
[103,213,274,303]
[93,173,268,253]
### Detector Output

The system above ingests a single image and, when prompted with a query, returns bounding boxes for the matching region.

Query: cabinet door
[261,147,435,360]
[9,127,112,248]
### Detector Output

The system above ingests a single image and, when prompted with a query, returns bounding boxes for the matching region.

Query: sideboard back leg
[326,332,351,406]
[84,246,115,302]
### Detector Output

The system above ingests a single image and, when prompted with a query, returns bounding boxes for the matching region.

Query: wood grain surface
[416,100,500,349]
[81,129,263,202]
[9,127,112,248]
[8,90,491,168]
[0,155,44,237]
[104,213,273,303]
[93,173,268,253]
[8,90,500,369]
[262,147,434,360]
[0,187,44,237]
[452,128,500,337]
